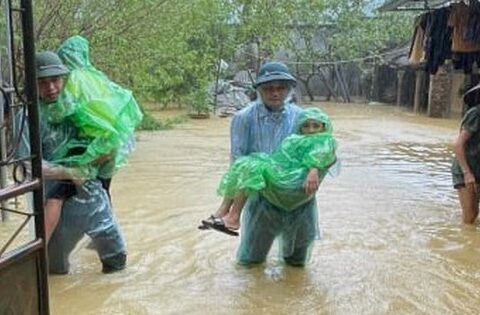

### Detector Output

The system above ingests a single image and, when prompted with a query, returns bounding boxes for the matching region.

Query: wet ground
[5,102,480,314]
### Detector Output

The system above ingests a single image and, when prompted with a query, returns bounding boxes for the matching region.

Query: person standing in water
[452,82,480,224]
[17,50,127,274]
[204,61,329,266]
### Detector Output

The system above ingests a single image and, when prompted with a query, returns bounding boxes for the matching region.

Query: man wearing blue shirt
[230,61,321,266]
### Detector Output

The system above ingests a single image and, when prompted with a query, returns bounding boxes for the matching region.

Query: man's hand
[304,168,320,195]
[67,167,87,187]
[464,171,477,193]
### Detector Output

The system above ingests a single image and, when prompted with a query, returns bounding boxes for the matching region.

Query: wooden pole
[318,66,338,101]
[335,64,351,103]
[396,69,405,106]
[413,70,425,113]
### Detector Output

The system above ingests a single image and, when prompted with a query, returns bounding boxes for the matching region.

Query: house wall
[428,64,452,118]
[450,72,466,117]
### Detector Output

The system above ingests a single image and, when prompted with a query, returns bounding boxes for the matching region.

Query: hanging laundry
[448,2,480,52]
[424,7,452,74]
[465,0,480,45]
[448,2,480,73]
[451,51,480,74]
[408,13,427,66]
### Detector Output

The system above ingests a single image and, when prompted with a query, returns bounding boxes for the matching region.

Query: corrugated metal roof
[378,0,455,12]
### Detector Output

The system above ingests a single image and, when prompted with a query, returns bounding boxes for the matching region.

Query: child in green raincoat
[39,36,142,242]
[200,107,337,236]
[51,35,143,177]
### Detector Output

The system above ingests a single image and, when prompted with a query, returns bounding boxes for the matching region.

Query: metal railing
[0,0,49,314]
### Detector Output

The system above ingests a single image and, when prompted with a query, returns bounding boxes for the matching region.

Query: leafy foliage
[278,0,415,100]
[26,0,414,111]
[137,111,187,131]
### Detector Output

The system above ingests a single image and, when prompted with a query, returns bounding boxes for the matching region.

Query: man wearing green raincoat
[16,50,127,274]
[231,61,321,266]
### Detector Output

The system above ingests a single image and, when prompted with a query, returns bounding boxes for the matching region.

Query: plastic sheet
[44,35,143,178]
[48,180,126,274]
[236,195,318,265]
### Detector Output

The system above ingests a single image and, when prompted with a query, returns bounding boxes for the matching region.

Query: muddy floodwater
[38,103,480,314]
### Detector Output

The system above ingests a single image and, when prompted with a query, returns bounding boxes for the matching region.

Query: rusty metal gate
[0,0,49,314]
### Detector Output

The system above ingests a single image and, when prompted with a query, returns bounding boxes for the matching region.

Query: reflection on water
[374,142,455,204]
[43,103,480,315]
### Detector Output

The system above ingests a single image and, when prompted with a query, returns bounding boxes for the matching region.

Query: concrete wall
[450,72,466,117]
[428,64,452,118]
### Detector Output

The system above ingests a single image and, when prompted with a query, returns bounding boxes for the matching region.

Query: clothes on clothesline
[452,51,480,73]
[408,1,480,74]
[448,2,480,52]
[409,8,451,74]
[408,15,426,66]
[424,7,452,74]
[465,1,480,44]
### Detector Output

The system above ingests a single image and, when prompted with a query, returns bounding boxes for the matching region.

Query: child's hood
[295,107,333,134]
[57,35,92,70]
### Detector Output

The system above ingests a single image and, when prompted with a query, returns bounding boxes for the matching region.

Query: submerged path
[49,103,480,315]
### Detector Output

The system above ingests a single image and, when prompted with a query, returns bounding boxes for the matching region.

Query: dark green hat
[463,82,480,108]
[36,51,69,79]
[253,61,296,89]
[464,83,480,99]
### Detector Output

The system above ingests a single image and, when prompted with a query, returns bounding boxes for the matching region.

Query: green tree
[281,0,414,101]
[6,0,415,112]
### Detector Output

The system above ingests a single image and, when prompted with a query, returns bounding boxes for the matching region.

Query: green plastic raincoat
[42,35,143,178]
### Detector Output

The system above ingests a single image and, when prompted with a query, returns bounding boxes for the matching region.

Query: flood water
[41,103,480,314]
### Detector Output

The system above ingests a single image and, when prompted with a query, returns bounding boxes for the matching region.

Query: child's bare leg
[214,198,233,218]
[221,193,246,230]
[44,198,64,243]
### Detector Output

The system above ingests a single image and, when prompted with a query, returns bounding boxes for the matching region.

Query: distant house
[371,45,425,109]
[378,0,478,118]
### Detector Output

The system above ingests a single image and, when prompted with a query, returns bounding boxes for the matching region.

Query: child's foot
[222,221,239,231]
[200,217,239,236]
[198,214,216,230]
[220,215,240,231]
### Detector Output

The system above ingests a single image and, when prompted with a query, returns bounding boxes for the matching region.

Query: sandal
[201,217,239,237]
[198,215,216,230]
